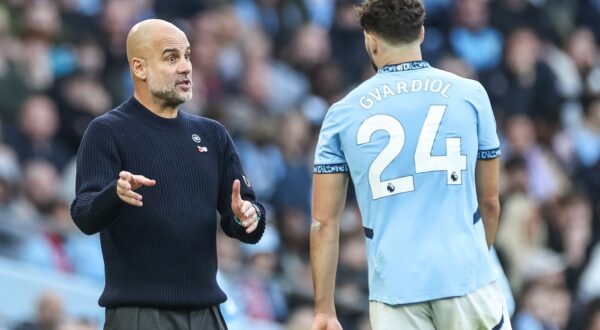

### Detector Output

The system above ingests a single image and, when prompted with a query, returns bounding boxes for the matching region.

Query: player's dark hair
[356,0,425,44]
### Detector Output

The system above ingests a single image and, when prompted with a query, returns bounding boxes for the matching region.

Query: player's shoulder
[429,67,485,91]
[327,74,382,114]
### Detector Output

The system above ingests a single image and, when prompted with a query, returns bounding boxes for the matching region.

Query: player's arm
[311,172,348,327]
[472,81,501,248]
[475,157,500,248]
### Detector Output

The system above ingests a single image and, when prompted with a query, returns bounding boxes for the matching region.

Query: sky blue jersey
[314,61,502,305]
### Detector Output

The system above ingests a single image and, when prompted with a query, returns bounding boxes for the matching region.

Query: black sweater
[70,97,265,308]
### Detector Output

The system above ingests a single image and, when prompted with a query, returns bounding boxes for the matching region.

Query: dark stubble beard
[152,89,187,109]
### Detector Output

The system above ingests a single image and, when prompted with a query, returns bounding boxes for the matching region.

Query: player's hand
[312,313,343,330]
[231,179,259,233]
[116,171,156,207]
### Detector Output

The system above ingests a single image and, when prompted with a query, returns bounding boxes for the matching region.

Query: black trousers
[103,306,228,330]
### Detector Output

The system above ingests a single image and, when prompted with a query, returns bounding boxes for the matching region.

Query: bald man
[71,19,266,330]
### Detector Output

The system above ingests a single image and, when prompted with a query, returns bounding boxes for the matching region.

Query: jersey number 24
[357,105,467,199]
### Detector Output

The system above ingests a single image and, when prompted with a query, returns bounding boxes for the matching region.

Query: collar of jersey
[378,60,430,74]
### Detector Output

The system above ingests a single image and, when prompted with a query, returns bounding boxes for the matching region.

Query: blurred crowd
[0,0,600,329]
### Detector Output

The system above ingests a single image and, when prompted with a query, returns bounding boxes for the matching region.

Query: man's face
[146,32,193,107]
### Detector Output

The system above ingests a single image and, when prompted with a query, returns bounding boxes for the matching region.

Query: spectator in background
[329,0,370,85]
[233,111,286,201]
[513,276,572,330]
[496,193,546,291]
[547,192,595,294]
[239,226,287,325]
[0,3,32,122]
[284,305,313,330]
[450,0,503,72]
[216,229,250,329]
[577,0,600,44]
[585,298,600,330]
[241,26,309,114]
[489,0,552,39]
[53,73,112,152]
[272,111,312,215]
[484,28,561,133]
[560,96,600,169]
[16,0,63,91]
[234,0,310,52]
[15,292,66,330]
[12,160,61,225]
[0,144,24,258]
[565,28,600,97]
[503,115,569,203]
[3,95,71,170]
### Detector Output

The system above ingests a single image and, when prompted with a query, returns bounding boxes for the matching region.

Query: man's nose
[178,58,192,74]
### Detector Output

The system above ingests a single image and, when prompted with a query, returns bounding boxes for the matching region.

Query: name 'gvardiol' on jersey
[314,60,501,304]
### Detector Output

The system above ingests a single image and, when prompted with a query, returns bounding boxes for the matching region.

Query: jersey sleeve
[216,124,266,244]
[70,118,124,235]
[313,105,349,174]
[473,82,501,159]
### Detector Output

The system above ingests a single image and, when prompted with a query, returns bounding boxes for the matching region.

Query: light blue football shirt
[314,61,501,305]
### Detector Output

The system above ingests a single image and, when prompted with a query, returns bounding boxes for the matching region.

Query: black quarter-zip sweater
[70,97,265,308]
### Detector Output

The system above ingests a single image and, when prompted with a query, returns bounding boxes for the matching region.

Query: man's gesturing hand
[231,179,259,233]
[116,171,156,207]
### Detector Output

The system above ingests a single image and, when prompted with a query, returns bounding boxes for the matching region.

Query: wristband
[234,203,262,225]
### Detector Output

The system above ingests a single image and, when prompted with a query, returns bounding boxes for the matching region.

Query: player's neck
[377,47,423,69]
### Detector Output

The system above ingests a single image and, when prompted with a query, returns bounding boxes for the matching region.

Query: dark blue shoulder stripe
[478,148,501,160]
[314,163,349,174]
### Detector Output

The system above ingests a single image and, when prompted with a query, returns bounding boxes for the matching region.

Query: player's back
[314,61,501,304]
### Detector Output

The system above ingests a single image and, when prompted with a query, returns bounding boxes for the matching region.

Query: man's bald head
[125,19,192,112]
[126,19,187,63]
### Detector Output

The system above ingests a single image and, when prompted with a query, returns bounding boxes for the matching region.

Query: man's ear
[365,32,379,56]
[419,25,425,44]
[131,58,147,81]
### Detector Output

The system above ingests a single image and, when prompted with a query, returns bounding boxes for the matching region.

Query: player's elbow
[479,196,500,217]
[310,217,338,233]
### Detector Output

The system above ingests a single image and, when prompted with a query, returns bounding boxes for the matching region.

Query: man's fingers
[240,202,252,216]
[117,193,143,207]
[123,189,142,201]
[117,179,131,190]
[133,175,156,187]
[246,218,258,233]
[244,206,256,219]
[231,179,241,205]
[117,186,142,200]
[119,171,132,182]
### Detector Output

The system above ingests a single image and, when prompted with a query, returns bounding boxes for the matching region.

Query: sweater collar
[126,97,186,129]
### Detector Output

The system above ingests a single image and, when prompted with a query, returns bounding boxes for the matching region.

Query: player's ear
[419,25,425,44]
[365,32,378,56]
[131,58,147,81]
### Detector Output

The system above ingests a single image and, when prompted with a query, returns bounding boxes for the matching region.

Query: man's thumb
[231,179,241,204]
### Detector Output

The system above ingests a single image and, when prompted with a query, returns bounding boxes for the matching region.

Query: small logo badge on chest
[192,134,202,143]
[197,146,208,153]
